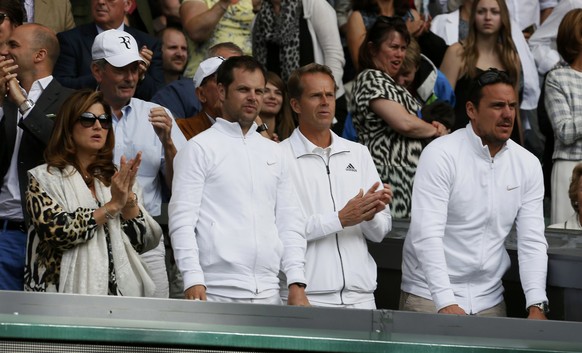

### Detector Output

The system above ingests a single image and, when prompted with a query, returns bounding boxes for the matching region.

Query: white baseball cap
[193,56,225,88]
[91,29,144,67]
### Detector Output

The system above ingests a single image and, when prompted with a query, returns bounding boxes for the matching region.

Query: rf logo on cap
[119,36,132,50]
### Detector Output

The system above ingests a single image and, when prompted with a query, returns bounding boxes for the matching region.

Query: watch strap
[18,99,34,115]
[256,123,268,133]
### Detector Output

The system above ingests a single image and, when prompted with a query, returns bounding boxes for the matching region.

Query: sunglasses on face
[0,13,8,25]
[78,112,112,129]
[477,68,511,87]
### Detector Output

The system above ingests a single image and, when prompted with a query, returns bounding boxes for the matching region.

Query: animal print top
[352,69,423,219]
[24,175,148,294]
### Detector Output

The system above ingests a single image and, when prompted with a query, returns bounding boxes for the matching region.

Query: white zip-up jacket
[169,119,307,298]
[280,129,392,305]
[401,124,548,313]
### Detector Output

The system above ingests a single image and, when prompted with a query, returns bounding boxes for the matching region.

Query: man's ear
[466,100,477,122]
[195,86,205,103]
[91,62,103,83]
[290,98,301,115]
[123,0,132,14]
[34,48,47,63]
[218,83,226,103]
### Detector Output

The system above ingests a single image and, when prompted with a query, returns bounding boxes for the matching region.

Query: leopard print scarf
[253,0,302,82]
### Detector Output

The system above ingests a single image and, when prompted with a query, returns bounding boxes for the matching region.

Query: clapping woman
[24,90,162,296]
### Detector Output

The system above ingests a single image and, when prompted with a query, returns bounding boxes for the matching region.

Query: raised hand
[149,107,173,145]
[138,46,152,79]
[339,182,385,227]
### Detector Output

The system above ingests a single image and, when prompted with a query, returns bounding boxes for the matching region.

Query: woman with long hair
[24,89,161,296]
[260,71,295,142]
[440,0,521,139]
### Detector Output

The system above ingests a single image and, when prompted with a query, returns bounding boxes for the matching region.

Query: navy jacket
[54,23,164,101]
[0,80,73,223]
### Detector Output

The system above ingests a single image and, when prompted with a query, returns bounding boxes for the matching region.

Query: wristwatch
[528,302,549,315]
[256,123,268,133]
[18,99,34,115]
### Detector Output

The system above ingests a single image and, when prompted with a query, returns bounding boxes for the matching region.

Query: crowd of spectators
[1,0,580,322]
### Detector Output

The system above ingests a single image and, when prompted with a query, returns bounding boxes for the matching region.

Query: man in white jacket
[400,68,549,319]
[169,56,309,305]
[280,63,393,309]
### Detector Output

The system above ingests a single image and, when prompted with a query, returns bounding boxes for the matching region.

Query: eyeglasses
[78,112,112,129]
[0,13,8,25]
[476,68,511,87]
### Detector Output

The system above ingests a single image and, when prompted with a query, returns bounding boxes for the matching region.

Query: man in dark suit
[54,0,163,101]
[0,23,73,290]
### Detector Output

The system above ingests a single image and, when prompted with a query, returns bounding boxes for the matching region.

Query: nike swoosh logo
[506,185,519,191]
[267,161,277,166]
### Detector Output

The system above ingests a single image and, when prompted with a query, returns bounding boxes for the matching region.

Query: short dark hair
[207,42,243,58]
[0,0,25,26]
[568,163,582,212]
[216,55,266,91]
[288,63,337,100]
[467,68,515,107]
[358,16,410,72]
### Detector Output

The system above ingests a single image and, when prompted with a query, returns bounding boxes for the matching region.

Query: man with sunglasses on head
[400,68,549,319]
[0,23,73,290]
[90,29,187,298]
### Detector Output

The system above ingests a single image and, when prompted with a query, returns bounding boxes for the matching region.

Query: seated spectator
[439,0,522,143]
[259,71,295,142]
[549,163,582,230]
[151,41,242,119]
[159,26,188,85]
[23,0,75,34]
[180,0,257,77]
[253,0,348,136]
[54,0,164,101]
[396,38,456,130]
[176,56,224,139]
[352,16,447,219]
[24,89,162,295]
[432,0,541,156]
[544,8,582,224]
[529,0,582,76]
[346,0,447,70]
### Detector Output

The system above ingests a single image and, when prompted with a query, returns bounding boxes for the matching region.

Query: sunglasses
[477,68,511,87]
[78,112,112,129]
[0,13,7,25]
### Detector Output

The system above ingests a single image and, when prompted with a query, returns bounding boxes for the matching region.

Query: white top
[506,0,540,31]
[528,0,582,75]
[0,76,52,220]
[280,129,392,305]
[111,97,186,216]
[431,9,540,110]
[169,118,307,299]
[302,0,346,98]
[401,124,548,313]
